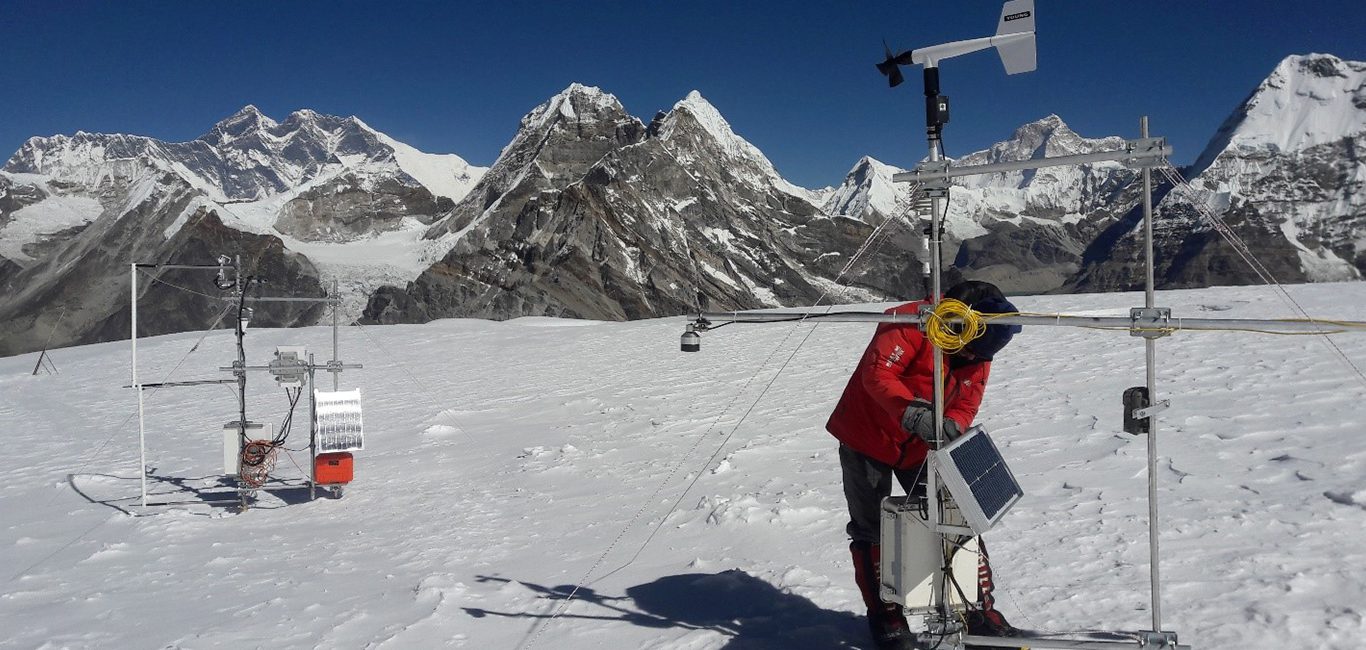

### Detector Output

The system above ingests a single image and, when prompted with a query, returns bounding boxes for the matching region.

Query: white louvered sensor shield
[315,389,364,452]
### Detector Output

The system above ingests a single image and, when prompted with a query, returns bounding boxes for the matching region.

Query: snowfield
[2,283,1365,649]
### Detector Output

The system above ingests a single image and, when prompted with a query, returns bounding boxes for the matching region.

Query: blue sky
[2,1,1363,188]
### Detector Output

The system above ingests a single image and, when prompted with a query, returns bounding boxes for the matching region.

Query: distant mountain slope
[1070,53,1366,291]
[823,115,1141,295]
[2,52,1363,357]
[0,107,487,356]
[364,86,920,324]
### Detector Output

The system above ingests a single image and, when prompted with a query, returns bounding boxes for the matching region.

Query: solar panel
[934,425,1022,534]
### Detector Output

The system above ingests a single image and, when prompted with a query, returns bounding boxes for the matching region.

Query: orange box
[315,452,354,484]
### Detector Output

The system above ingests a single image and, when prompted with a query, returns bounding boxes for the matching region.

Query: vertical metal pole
[922,65,949,618]
[234,264,249,511]
[1141,116,1163,632]
[133,264,148,508]
[332,278,339,391]
[309,354,318,502]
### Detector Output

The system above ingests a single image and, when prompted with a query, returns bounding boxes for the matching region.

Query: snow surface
[3,283,1366,649]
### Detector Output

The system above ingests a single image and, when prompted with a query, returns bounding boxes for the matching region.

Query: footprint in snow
[1323,490,1366,510]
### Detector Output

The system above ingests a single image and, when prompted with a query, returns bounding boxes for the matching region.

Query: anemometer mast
[677,2,1366,647]
[879,0,1037,139]
[881,3,1057,647]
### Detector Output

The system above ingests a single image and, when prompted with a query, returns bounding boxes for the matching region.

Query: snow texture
[3,282,1365,649]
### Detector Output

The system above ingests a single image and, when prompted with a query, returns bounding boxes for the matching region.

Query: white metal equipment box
[221,422,270,476]
[879,495,980,610]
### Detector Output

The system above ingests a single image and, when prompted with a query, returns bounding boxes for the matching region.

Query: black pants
[839,443,927,544]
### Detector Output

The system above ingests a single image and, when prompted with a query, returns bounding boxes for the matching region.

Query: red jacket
[825,300,991,469]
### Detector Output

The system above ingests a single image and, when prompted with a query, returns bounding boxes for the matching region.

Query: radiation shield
[314,389,364,453]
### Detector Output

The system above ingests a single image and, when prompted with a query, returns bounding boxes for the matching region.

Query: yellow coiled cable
[925,298,986,353]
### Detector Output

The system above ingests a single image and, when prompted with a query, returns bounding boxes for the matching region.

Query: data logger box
[879,494,979,609]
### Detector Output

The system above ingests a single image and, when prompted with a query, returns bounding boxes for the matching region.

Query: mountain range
[1,53,1362,357]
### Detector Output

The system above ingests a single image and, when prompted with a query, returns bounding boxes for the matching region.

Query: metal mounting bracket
[892,136,1173,185]
[1123,137,1171,169]
[933,523,975,536]
[915,160,952,196]
[1138,630,1182,649]
[1130,307,1173,339]
[1132,399,1170,421]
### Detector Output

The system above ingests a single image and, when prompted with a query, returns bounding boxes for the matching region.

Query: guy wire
[7,300,235,584]
[519,191,926,650]
[350,319,480,447]
[1158,164,1366,389]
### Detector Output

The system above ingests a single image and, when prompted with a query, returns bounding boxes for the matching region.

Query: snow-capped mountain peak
[957,114,1127,168]
[660,90,766,163]
[3,105,490,206]
[1191,53,1366,175]
[199,104,278,146]
[657,90,817,202]
[355,117,484,202]
[520,83,628,134]
[822,156,909,222]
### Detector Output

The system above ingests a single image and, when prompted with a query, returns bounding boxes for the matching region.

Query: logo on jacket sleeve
[886,345,904,368]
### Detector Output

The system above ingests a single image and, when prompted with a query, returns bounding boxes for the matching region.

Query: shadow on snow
[466,569,867,649]
[68,471,316,514]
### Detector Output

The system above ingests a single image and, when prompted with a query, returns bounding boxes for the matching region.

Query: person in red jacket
[826,280,1021,650]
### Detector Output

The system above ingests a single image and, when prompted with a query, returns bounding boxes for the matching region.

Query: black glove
[942,417,962,441]
[901,399,963,444]
[900,400,934,441]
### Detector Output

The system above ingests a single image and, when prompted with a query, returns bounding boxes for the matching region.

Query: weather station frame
[129,255,362,511]
[676,1,1366,649]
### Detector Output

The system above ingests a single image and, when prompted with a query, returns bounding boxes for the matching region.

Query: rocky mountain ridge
[0,106,488,356]
[2,53,1362,357]
[1070,53,1366,290]
[364,85,917,325]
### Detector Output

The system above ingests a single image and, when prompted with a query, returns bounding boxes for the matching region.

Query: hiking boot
[964,608,1020,637]
[868,604,917,649]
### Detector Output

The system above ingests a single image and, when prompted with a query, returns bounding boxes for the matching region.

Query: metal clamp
[1130,307,1173,339]
[1138,630,1183,649]
[914,160,952,196]
[1122,137,1172,169]
[1132,399,1170,421]
[322,361,364,374]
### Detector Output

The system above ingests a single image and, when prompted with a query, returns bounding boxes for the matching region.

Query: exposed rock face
[0,170,323,357]
[365,87,919,324]
[102,210,326,344]
[274,172,454,242]
[824,115,1141,295]
[1071,54,1366,291]
[0,107,485,356]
